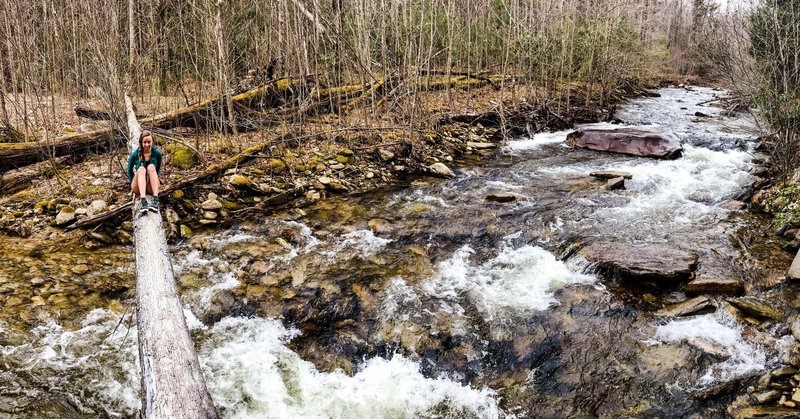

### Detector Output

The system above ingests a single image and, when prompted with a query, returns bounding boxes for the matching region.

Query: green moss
[171,146,198,170]
[268,159,286,173]
[76,185,107,199]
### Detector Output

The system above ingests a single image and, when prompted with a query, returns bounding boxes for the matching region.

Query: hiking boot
[149,196,160,212]
[139,198,149,215]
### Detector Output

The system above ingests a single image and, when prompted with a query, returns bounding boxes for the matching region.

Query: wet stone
[686,276,744,294]
[772,366,798,379]
[655,296,713,317]
[71,264,89,275]
[590,170,633,179]
[486,193,517,203]
[728,297,782,320]
[753,390,782,405]
[578,243,698,283]
[605,177,626,190]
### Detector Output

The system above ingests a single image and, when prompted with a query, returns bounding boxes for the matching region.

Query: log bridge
[125,94,218,418]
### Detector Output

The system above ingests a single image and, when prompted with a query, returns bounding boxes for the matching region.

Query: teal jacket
[127,147,163,182]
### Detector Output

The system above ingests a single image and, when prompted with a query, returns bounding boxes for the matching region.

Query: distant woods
[0,0,767,138]
[748,0,800,177]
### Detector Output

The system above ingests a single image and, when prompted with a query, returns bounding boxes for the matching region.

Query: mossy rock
[9,190,36,203]
[335,155,353,164]
[337,149,354,157]
[171,189,185,200]
[268,159,286,173]
[171,146,198,170]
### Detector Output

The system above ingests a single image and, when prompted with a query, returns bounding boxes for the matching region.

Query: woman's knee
[137,166,147,175]
[146,164,157,175]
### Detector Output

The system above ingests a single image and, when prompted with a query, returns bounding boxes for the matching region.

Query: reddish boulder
[566,128,682,159]
[578,243,698,283]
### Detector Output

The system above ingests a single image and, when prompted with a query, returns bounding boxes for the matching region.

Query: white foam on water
[200,316,501,419]
[172,248,240,316]
[420,245,596,323]
[504,129,572,151]
[595,144,753,226]
[211,232,258,246]
[0,309,140,416]
[322,230,392,261]
[654,311,766,387]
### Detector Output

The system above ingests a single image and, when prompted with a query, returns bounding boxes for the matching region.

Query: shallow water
[1,87,796,418]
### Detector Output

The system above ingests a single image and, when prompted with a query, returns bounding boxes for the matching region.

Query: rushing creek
[1,87,798,418]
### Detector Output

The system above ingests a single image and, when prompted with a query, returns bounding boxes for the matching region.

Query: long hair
[138,130,152,165]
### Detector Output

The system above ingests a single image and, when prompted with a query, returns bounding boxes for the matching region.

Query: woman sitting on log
[127,130,163,214]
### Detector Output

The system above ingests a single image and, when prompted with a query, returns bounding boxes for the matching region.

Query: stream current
[0,87,796,418]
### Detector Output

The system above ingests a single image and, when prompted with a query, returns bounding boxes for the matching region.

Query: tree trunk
[126,94,218,419]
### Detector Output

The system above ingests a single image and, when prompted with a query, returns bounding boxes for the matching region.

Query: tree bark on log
[125,94,218,418]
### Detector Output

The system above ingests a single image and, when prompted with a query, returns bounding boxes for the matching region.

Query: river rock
[578,243,698,282]
[379,149,395,161]
[686,276,744,294]
[689,337,731,360]
[753,390,781,405]
[486,193,517,203]
[86,199,107,217]
[201,198,223,210]
[116,230,133,245]
[605,177,626,190]
[655,296,713,317]
[787,251,800,280]
[772,366,798,378]
[164,208,180,224]
[89,231,114,244]
[427,163,455,178]
[793,388,800,403]
[590,170,633,179]
[566,128,683,159]
[54,206,76,226]
[727,297,782,320]
[466,141,497,150]
[229,174,255,189]
[71,264,89,275]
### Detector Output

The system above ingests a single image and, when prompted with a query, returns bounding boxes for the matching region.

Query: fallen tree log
[0,78,310,173]
[75,106,113,120]
[125,94,218,418]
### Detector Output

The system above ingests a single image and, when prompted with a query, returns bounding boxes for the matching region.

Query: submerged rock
[590,170,633,180]
[578,243,698,283]
[485,193,517,203]
[689,337,731,360]
[566,128,683,159]
[655,296,713,317]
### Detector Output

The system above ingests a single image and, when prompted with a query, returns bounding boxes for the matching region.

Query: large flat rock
[566,128,683,159]
[579,243,698,282]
